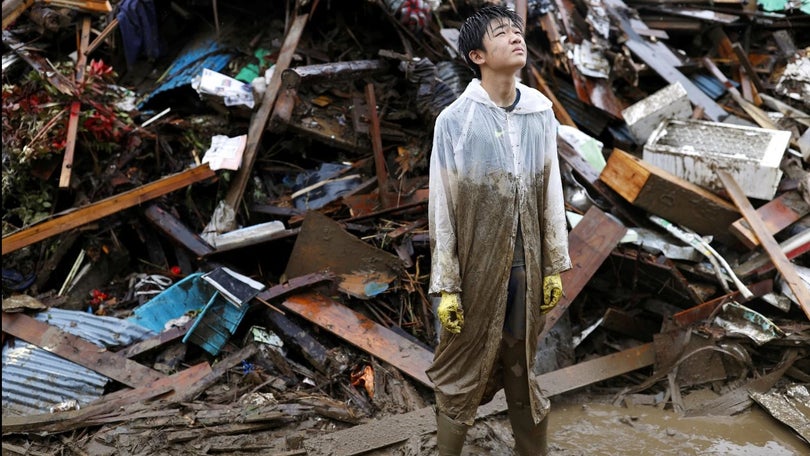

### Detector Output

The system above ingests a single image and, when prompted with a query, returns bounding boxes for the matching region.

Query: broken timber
[1,362,212,434]
[2,312,165,387]
[303,343,655,455]
[717,171,810,319]
[2,164,215,255]
[144,204,215,258]
[729,190,810,249]
[599,148,739,240]
[605,0,727,121]
[281,59,389,90]
[540,205,627,340]
[280,292,434,387]
[222,12,310,211]
[58,15,90,188]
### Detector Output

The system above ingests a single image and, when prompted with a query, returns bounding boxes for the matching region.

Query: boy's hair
[457,5,524,79]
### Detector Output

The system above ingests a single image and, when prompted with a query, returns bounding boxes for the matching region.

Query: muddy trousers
[435,335,548,456]
[502,334,548,456]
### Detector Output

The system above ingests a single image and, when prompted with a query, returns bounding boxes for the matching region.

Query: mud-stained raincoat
[427,78,571,424]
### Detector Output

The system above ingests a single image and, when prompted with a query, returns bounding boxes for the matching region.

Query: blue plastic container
[127,273,249,355]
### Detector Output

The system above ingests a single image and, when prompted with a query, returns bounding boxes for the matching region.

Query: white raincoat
[427,78,571,424]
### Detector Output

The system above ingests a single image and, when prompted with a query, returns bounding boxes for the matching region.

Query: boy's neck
[480,71,518,108]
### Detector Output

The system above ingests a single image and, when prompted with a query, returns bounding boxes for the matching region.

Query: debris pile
[2,0,808,453]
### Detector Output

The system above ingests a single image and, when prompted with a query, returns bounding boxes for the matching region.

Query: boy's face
[469,18,526,76]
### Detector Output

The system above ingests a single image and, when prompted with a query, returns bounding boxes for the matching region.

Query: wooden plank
[223,13,309,211]
[174,343,259,403]
[729,190,810,249]
[281,292,434,387]
[607,7,727,121]
[2,0,35,30]
[599,149,739,239]
[2,164,215,255]
[717,171,810,319]
[59,15,91,188]
[365,82,390,205]
[114,320,193,359]
[303,343,655,455]
[2,312,165,387]
[529,64,576,127]
[540,205,627,340]
[143,204,215,258]
[556,140,647,228]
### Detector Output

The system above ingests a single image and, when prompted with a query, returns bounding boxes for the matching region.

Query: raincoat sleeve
[428,112,462,295]
[541,116,572,276]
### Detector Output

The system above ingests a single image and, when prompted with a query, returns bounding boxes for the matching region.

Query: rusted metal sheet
[285,211,402,300]
[540,206,627,340]
[2,312,165,388]
[718,171,810,320]
[281,292,434,387]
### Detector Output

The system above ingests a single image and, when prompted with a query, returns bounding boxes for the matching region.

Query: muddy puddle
[545,400,808,456]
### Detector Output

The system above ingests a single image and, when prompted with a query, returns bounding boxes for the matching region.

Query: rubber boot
[501,335,548,456]
[436,411,469,456]
[507,404,548,456]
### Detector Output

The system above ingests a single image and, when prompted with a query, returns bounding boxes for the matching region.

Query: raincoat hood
[462,78,553,114]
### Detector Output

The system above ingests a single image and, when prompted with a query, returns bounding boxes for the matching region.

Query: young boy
[427,5,571,455]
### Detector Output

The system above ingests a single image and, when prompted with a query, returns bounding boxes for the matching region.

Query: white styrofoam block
[622,82,692,144]
[643,119,790,200]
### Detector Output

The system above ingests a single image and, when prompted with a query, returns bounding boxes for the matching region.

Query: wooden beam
[114,320,194,359]
[303,343,655,455]
[2,0,35,29]
[84,17,118,56]
[599,148,739,240]
[365,82,390,205]
[2,164,215,255]
[281,292,434,387]
[143,204,215,258]
[1,362,211,434]
[729,190,810,249]
[1,312,165,387]
[223,13,309,211]
[529,64,576,128]
[717,171,810,319]
[539,206,627,340]
[59,15,91,188]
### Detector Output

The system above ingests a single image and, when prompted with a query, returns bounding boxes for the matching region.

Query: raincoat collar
[462,78,553,114]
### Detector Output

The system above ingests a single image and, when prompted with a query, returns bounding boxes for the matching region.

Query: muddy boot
[507,404,548,456]
[436,412,469,456]
[501,334,548,455]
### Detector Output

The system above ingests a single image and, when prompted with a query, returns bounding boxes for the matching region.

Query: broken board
[285,211,403,299]
[599,148,739,240]
[729,190,810,249]
[540,205,627,340]
[280,292,433,387]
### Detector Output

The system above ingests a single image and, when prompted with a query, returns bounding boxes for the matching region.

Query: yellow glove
[541,274,563,313]
[437,292,464,334]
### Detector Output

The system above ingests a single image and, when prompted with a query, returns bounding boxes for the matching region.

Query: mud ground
[360,392,808,456]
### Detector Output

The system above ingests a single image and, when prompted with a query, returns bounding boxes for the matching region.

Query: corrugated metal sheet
[2,309,154,416]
